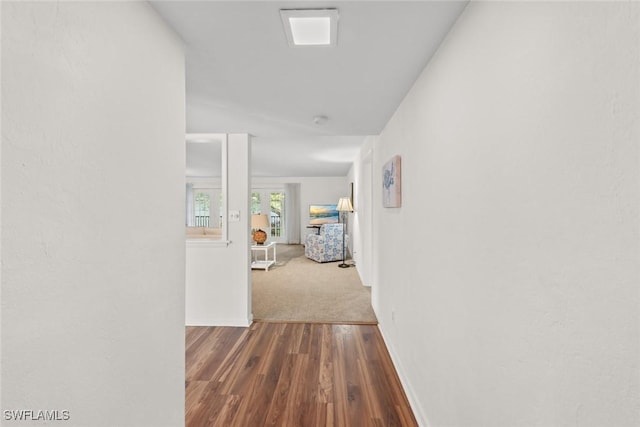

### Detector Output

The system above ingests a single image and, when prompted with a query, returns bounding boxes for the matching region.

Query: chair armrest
[305,234,324,244]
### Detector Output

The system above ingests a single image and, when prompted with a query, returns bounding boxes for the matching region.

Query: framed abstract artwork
[382,155,401,208]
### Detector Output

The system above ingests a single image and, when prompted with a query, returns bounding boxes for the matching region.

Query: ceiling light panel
[280,9,338,47]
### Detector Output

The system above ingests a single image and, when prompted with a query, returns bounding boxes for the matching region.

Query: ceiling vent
[280,9,339,47]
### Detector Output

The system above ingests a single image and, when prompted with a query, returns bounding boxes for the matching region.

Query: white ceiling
[151,1,468,177]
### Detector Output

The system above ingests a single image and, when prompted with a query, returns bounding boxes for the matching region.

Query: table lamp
[251,213,270,245]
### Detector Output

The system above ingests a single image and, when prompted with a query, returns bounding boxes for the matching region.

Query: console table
[251,242,277,271]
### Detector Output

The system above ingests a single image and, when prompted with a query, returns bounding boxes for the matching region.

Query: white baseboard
[377,321,431,427]
[186,317,252,327]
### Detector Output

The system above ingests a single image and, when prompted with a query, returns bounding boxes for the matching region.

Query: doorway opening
[251,190,287,243]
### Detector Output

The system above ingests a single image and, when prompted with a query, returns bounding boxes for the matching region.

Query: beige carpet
[251,244,377,324]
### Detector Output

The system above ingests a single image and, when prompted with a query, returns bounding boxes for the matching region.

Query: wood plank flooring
[186,322,417,427]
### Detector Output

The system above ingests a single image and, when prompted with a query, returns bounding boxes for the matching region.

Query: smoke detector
[313,115,329,125]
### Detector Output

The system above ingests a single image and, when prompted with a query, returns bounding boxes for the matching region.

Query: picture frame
[382,155,401,208]
[309,204,339,225]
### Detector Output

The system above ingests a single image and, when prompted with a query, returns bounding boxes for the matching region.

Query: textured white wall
[185,134,251,326]
[1,3,186,426]
[373,2,639,426]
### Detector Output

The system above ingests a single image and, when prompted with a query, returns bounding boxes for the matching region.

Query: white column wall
[372,2,639,426]
[185,134,251,326]
[1,2,186,426]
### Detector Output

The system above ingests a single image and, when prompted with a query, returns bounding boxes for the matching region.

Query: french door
[192,189,223,228]
[251,190,286,243]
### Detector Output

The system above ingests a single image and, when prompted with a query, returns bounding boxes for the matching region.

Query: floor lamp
[336,197,353,268]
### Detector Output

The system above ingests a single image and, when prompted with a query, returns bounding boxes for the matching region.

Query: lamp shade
[336,197,353,212]
[251,214,269,229]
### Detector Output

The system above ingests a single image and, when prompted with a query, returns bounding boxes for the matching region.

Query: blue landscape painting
[309,204,339,225]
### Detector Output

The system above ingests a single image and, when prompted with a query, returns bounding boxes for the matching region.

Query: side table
[251,242,277,271]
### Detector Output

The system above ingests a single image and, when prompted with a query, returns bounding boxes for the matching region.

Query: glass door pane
[251,192,262,215]
[270,192,285,239]
[194,192,211,227]
[250,189,287,243]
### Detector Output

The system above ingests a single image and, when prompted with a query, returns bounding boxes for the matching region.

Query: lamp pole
[336,197,353,268]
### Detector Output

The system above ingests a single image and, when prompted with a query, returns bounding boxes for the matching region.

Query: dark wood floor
[186,322,417,427]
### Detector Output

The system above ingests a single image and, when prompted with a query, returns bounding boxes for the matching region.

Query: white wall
[1,3,186,426]
[347,138,374,286]
[186,135,251,326]
[372,2,639,426]
[0,0,3,408]
[253,176,348,241]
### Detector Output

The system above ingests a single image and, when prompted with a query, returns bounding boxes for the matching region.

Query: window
[251,192,262,215]
[192,189,223,228]
[194,192,211,226]
[251,189,286,243]
[270,192,285,238]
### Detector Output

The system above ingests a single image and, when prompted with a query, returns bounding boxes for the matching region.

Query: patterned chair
[304,223,345,263]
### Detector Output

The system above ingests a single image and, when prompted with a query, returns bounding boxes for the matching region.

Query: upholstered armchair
[304,223,344,263]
